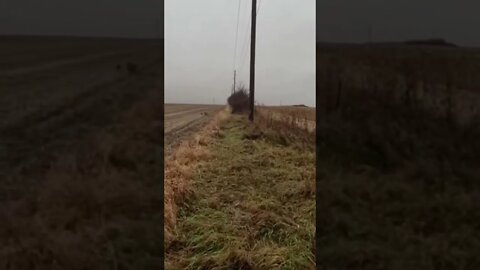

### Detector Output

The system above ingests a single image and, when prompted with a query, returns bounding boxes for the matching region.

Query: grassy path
[166,115,315,269]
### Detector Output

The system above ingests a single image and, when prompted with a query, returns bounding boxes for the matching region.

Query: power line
[237,0,252,75]
[238,0,263,78]
[233,0,242,70]
[257,0,263,14]
[238,37,250,76]
[238,26,251,77]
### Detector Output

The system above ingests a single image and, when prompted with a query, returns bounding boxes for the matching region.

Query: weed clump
[227,87,250,114]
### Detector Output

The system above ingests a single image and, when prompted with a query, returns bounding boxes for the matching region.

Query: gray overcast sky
[317,0,480,47]
[0,0,162,38]
[165,0,315,107]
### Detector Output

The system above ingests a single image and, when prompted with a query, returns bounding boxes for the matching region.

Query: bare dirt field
[164,104,223,154]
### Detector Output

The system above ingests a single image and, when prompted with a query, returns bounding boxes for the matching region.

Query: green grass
[166,115,315,269]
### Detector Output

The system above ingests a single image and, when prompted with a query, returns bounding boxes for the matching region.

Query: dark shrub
[227,87,250,114]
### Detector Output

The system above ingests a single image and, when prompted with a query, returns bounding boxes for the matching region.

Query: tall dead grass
[0,87,163,269]
[267,106,316,121]
[255,106,315,147]
[317,45,480,126]
[165,115,315,269]
[164,108,230,248]
[316,44,480,268]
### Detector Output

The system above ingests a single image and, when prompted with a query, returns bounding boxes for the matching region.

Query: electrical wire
[238,0,263,77]
[233,0,242,70]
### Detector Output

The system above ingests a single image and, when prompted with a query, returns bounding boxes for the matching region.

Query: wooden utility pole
[233,70,237,93]
[248,0,257,122]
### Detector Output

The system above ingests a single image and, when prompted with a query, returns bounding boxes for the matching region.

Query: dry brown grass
[0,87,163,269]
[165,115,315,269]
[255,106,315,145]
[265,106,316,121]
[316,43,480,269]
[164,108,230,248]
[257,106,316,132]
[317,44,480,125]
